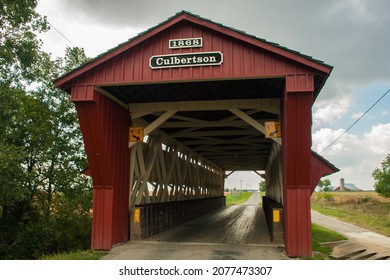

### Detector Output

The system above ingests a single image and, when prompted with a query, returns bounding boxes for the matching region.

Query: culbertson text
[149,52,223,69]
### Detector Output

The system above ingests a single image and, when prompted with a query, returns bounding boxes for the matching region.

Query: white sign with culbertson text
[150,51,223,69]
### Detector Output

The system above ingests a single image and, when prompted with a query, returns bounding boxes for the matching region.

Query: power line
[319,88,390,154]
[47,21,75,47]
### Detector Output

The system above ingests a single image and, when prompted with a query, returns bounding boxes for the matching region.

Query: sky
[36,0,390,190]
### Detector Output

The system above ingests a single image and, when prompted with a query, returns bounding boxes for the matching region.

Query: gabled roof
[55,10,332,90]
[335,183,361,191]
[311,150,340,174]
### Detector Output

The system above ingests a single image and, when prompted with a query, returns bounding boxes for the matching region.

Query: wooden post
[73,88,131,250]
[282,74,314,257]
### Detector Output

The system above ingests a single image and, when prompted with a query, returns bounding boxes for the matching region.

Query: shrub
[322,193,335,203]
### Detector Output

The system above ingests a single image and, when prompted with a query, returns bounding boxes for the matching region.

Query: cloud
[313,93,352,127]
[312,123,390,188]
[38,0,390,86]
[364,123,390,154]
[312,128,357,156]
[351,112,364,120]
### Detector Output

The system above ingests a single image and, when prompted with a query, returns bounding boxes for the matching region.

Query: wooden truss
[128,98,281,209]
[129,133,225,208]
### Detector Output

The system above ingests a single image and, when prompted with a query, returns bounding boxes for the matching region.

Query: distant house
[334,178,361,191]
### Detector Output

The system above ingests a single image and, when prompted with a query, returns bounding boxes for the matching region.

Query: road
[102,192,288,260]
[311,210,390,260]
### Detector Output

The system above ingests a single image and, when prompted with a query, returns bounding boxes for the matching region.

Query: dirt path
[311,210,390,260]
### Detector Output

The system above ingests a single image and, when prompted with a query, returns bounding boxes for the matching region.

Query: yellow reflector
[134,208,141,223]
[273,209,280,223]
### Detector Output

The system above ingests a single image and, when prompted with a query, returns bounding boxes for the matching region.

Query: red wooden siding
[67,21,321,89]
[284,187,312,256]
[75,92,130,249]
[282,78,314,257]
[310,152,339,193]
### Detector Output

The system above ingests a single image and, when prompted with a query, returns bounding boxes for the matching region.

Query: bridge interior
[101,77,284,200]
[99,77,285,242]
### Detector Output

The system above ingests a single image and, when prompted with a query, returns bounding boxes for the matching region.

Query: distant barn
[334,178,361,191]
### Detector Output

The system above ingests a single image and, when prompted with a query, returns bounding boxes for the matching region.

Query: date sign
[169,38,203,49]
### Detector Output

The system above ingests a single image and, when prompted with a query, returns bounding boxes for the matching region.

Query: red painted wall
[282,77,314,257]
[73,91,130,249]
[61,21,321,90]
[310,153,338,193]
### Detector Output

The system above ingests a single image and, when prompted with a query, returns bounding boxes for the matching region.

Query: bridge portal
[55,11,338,257]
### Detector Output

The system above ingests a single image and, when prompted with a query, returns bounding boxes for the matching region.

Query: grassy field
[225,191,254,206]
[311,191,390,237]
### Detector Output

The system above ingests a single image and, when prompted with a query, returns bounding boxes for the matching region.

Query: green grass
[311,223,347,259]
[300,223,348,260]
[311,192,390,236]
[40,249,108,260]
[225,191,254,206]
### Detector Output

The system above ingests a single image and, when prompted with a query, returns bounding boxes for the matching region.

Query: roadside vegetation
[225,191,254,206]
[310,223,347,259]
[311,192,390,237]
[41,250,107,260]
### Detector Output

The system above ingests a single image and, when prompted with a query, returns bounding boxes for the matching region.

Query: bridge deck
[146,193,273,245]
[102,193,288,259]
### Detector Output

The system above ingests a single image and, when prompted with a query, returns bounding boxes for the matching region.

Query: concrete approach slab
[101,241,288,260]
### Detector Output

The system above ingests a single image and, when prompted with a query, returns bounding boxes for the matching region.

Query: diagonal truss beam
[129,110,177,148]
[229,108,282,145]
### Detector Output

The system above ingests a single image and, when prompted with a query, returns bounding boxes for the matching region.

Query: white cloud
[312,128,358,155]
[351,112,364,120]
[312,123,390,189]
[313,98,351,127]
[364,123,390,154]
[313,82,355,127]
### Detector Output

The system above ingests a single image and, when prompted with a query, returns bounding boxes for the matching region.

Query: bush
[372,154,390,198]
[322,193,335,203]
[0,189,92,259]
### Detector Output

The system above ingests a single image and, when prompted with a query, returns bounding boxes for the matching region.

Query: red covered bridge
[55,11,338,257]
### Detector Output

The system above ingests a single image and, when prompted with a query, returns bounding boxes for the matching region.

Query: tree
[0,48,92,259]
[323,179,331,187]
[372,154,390,198]
[0,0,49,85]
[259,181,266,193]
[0,0,93,258]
